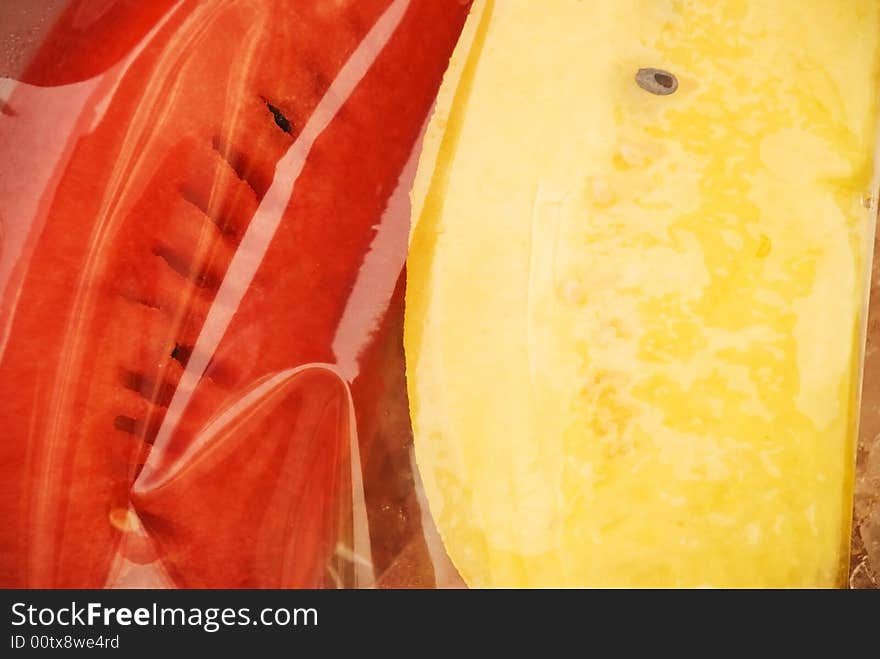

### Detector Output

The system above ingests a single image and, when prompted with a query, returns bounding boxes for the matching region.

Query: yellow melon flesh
[406,0,880,587]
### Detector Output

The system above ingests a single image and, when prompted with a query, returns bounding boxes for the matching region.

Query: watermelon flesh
[0,0,470,588]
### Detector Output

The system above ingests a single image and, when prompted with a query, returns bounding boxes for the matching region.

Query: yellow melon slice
[405,0,880,587]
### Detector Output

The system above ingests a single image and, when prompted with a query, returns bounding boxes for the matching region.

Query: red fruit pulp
[0,0,470,588]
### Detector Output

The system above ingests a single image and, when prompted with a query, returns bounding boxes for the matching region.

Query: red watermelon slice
[0,0,470,588]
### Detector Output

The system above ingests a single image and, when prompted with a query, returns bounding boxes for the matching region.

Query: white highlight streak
[139,0,411,486]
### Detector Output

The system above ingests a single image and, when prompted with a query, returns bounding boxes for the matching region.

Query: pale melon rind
[407,0,880,587]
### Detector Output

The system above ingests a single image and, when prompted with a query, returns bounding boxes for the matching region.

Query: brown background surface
[852,214,880,588]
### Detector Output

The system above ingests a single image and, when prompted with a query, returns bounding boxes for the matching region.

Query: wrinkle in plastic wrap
[0,0,471,588]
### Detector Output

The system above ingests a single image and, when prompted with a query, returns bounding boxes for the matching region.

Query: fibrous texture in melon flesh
[406,0,880,587]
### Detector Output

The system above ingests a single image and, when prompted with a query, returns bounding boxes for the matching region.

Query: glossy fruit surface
[0,0,470,588]
[406,0,880,587]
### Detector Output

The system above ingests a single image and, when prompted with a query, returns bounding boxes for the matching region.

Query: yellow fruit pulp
[406,0,880,587]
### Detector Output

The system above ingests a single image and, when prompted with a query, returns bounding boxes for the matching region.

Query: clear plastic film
[0,0,470,588]
[2,0,880,591]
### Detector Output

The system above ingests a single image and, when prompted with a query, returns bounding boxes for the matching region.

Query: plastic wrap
[0,0,470,588]
[2,0,879,590]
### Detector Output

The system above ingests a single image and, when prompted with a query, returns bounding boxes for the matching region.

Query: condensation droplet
[618,143,647,168]
[561,279,586,306]
[588,177,616,207]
